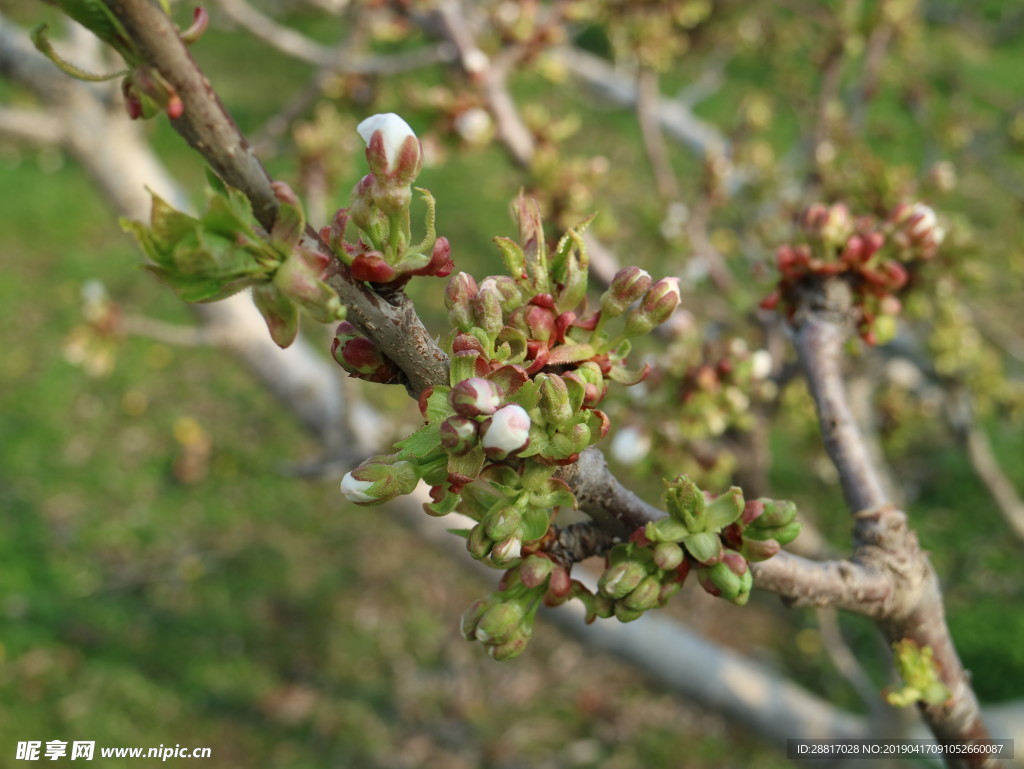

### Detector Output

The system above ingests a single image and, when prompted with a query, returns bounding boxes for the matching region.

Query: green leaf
[396,423,442,458]
[448,447,485,483]
[704,488,745,531]
[520,506,552,542]
[493,236,525,280]
[425,387,453,423]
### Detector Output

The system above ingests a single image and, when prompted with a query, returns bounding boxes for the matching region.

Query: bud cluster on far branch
[761,201,946,345]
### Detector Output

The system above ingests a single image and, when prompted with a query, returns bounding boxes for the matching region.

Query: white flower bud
[481,404,531,458]
[357,112,417,169]
[750,349,773,380]
[340,472,375,503]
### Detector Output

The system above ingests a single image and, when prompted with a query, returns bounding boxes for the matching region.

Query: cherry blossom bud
[460,598,490,641]
[449,377,502,417]
[472,278,505,336]
[357,112,422,186]
[652,541,684,571]
[622,576,661,612]
[480,404,531,459]
[520,555,554,588]
[340,454,419,505]
[598,560,647,600]
[490,535,523,565]
[537,374,573,425]
[484,506,523,541]
[331,321,402,383]
[624,277,681,337]
[475,600,526,644]
[439,416,478,455]
[445,272,478,331]
[601,266,651,318]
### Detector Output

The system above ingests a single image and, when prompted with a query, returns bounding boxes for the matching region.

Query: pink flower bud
[408,236,454,278]
[480,404,531,459]
[472,278,505,336]
[520,555,554,588]
[601,266,652,318]
[450,377,502,417]
[350,252,398,283]
[445,272,478,331]
[624,277,681,337]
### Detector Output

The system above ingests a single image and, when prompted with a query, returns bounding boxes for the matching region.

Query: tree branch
[0,105,64,145]
[792,278,996,765]
[101,0,449,396]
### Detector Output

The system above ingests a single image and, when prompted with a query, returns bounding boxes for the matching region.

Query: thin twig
[635,66,681,203]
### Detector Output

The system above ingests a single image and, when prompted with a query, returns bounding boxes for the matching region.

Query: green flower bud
[614,603,645,623]
[538,374,573,426]
[622,576,661,611]
[683,531,723,565]
[475,600,526,645]
[484,506,523,541]
[467,524,493,560]
[754,498,798,528]
[488,633,530,661]
[340,454,419,505]
[519,554,554,588]
[460,598,490,641]
[600,266,651,318]
[598,560,648,600]
[652,541,684,571]
[445,272,478,332]
[623,277,680,337]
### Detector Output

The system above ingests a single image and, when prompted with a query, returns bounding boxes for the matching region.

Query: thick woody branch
[101,0,449,396]
[0,105,63,145]
[792,280,889,514]
[792,278,995,766]
[557,446,662,537]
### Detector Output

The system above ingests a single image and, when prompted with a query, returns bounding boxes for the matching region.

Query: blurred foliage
[1,0,1023,764]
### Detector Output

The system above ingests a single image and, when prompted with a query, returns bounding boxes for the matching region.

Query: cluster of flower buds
[583,540,689,623]
[674,339,775,440]
[613,338,776,489]
[33,7,209,121]
[459,553,575,660]
[339,192,682,655]
[321,114,454,284]
[721,496,801,564]
[123,174,346,349]
[761,201,946,344]
[444,194,679,385]
[641,476,800,606]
